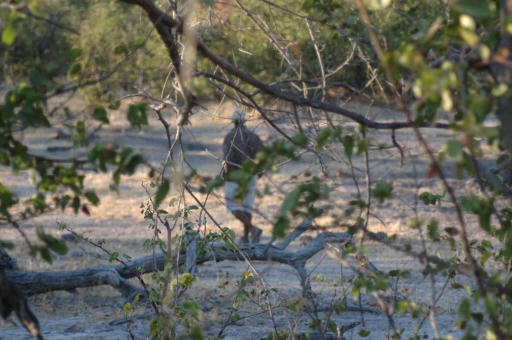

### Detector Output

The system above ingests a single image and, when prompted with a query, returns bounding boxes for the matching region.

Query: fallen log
[4,230,352,296]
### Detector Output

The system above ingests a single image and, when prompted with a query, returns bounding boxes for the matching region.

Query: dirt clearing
[0,100,501,339]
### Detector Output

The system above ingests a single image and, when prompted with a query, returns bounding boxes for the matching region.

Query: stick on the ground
[4,231,352,295]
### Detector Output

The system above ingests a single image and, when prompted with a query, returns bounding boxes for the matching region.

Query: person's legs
[242,176,261,242]
[233,210,252,242]
[226,182,249,242]
[226,176,262,243]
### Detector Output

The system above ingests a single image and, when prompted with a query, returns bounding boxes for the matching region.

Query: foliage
[3,0,512,339]
[419,190,446,205]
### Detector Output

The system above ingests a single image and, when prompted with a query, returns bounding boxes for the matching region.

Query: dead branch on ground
[2,228,352,297]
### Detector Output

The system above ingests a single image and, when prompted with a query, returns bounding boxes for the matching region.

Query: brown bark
[3,231,352,297]
[491,0,512,179]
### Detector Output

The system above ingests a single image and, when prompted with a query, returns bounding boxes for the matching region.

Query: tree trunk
[4,230,352,297]
[491,0,512,182]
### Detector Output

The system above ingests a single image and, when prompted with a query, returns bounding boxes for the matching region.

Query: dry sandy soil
[0,97,505,339]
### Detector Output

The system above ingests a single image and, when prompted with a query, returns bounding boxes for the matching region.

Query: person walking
[223,109,263,244]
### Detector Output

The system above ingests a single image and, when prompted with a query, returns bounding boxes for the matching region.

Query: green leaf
[118,149,144,175]
[187,325,203,340]
[479,252,490,266]
[451,0,493,19]
[229,313,240,323]
[316,128,331,151]
[0,149,10,165]
[179,273,199,288]
[39,247,52,263]
[333,304,346,315]
[162,295,172,305]
[427,219,440,241]
[371,181,394,203]
[342,135,354,157]
[41,62,59,76]
[327,320,337,333]
[28,1,45,18]
[0,183,18,219]
[291,133,308,148]
[374,276,388,290]
[445,140,463,159]
[356,138,370,155]
[471,312,484,324]
[396,301,409,313]
[37,231,68,255]
[92,106,109,124]
[451,281,473,295]
[154,179,170,209]
[84,190,100,206]
[273,216,290,238]
[419,191,445,206]
[458,298,470,319]
[109,99,121,110]
[123,302,131,313]
[113,44,128,55]
[331,126,342,139]
[204,175,225,193]
[358,329,371,337]
[48,240,67,255]
[69,63,82,77]
[2,24,17,46]
[302,0,315,11]
[73,121,87,147]
[280,188,300,214]
[108,252,119,263]
[180,300,200,319]
[65,48,83,63]
[72,196,80,213]
[485,294,498,317]
[459,28,480,48]
[127,104,148,129]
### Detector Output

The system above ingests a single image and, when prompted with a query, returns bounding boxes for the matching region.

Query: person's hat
[232,108,245,124]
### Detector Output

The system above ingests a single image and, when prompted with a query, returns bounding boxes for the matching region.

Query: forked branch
[117,0,450,131]
[4,231,352,296]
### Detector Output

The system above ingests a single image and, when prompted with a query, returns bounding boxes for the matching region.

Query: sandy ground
[0,97,504,339]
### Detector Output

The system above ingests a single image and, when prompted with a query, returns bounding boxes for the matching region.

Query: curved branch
[119,0,450,131]
[5,231,352,296]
